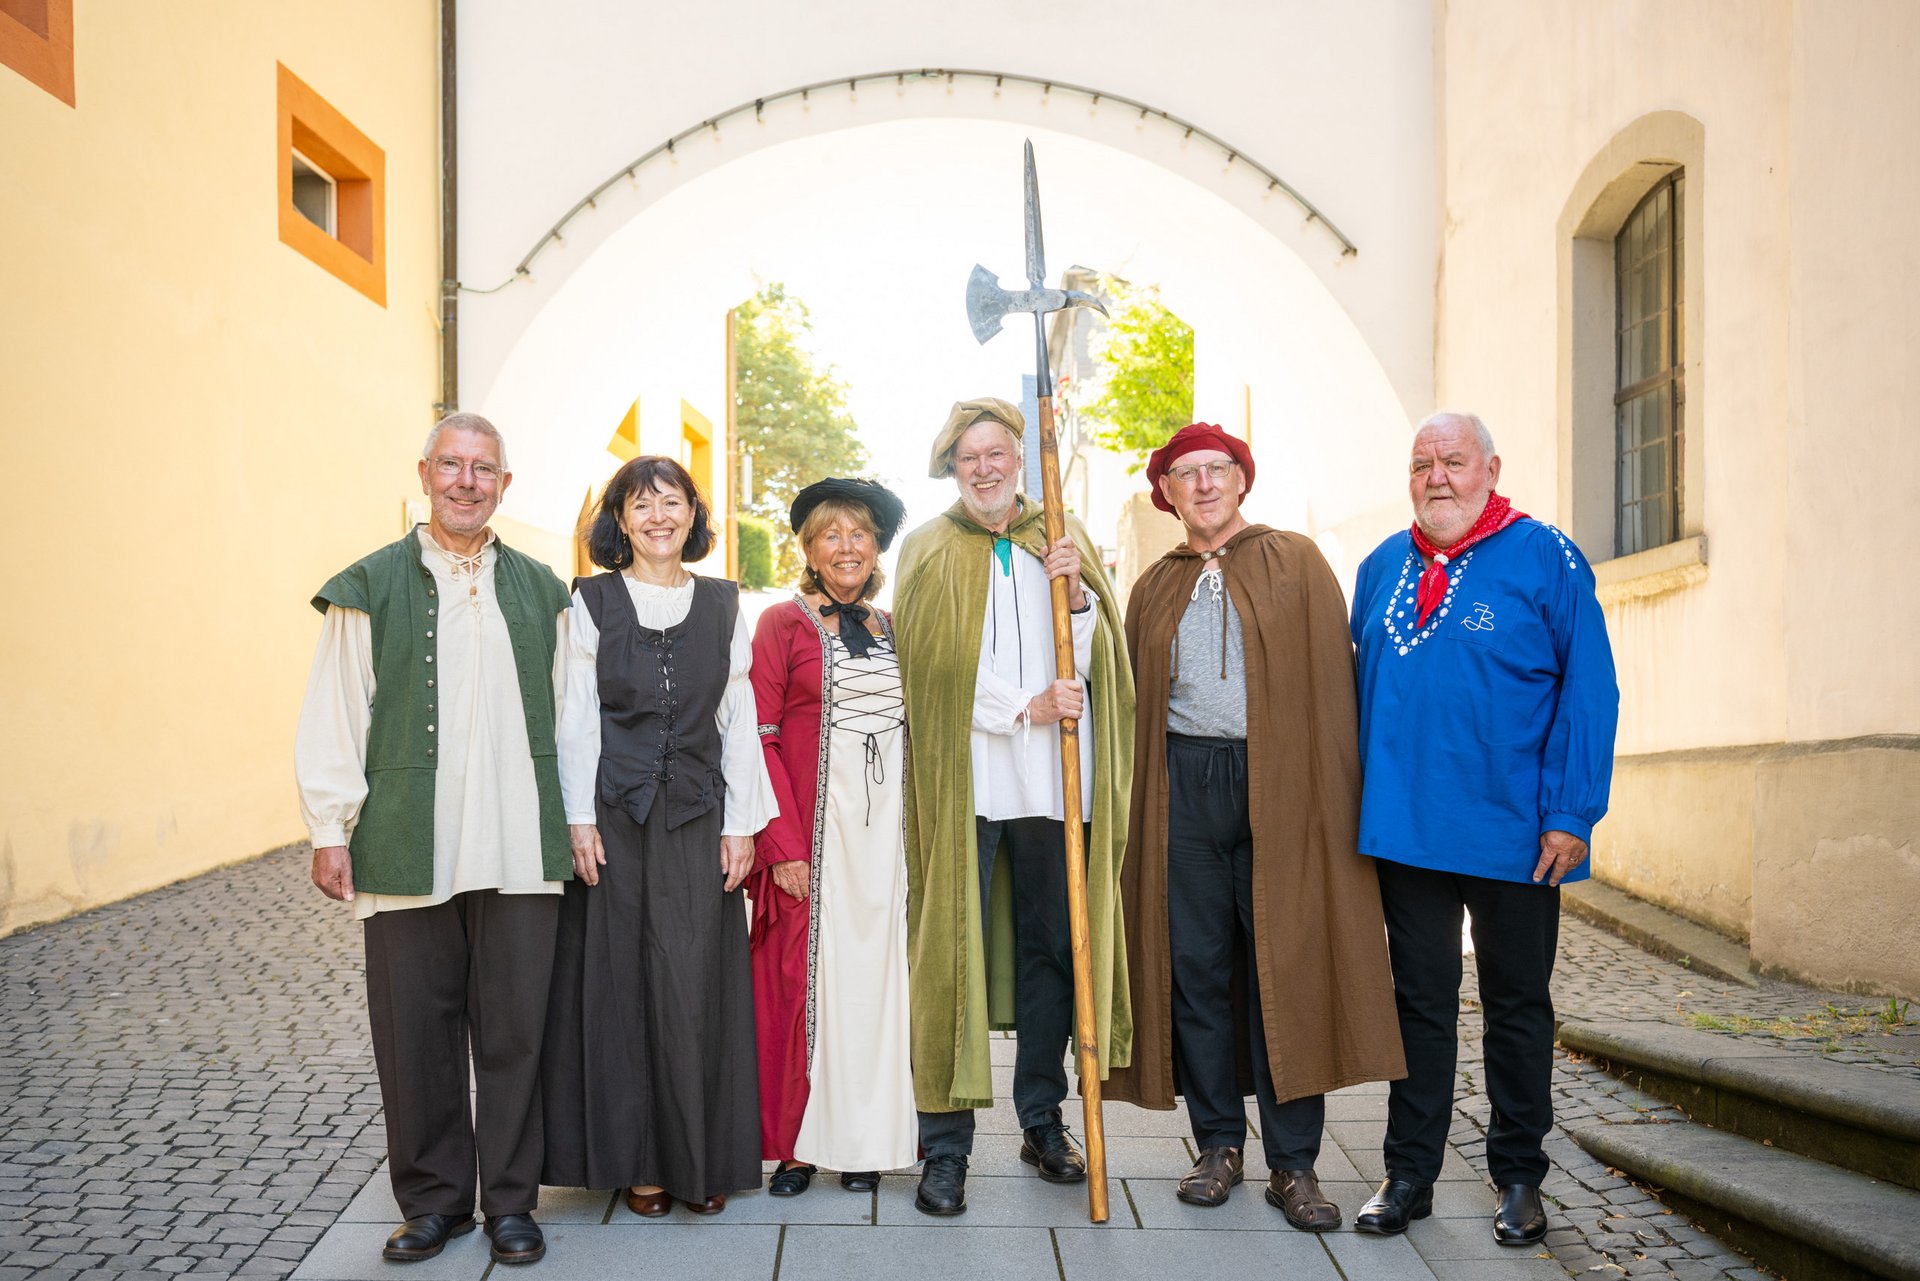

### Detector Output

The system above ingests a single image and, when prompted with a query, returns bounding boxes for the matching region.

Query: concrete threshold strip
[1562,1019,1920,1281]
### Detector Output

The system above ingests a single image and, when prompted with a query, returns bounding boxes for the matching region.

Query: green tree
[1079,278,1194,467]
[734,283,868,582]
[735,513,774,590]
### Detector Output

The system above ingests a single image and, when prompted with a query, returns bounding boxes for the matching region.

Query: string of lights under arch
[459,67,1359,296]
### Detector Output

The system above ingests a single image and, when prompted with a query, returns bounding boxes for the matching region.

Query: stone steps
[1568,1120,1920,1281]
[1559,1019,1920,1188]
[1561,1018,1920,1280]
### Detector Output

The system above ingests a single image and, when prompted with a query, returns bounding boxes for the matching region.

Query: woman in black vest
[543,455,777,1216]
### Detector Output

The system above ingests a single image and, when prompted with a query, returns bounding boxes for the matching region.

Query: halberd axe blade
[965,263,1107,346]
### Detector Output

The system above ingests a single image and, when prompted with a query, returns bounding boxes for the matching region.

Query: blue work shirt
[1350,518,1619,884]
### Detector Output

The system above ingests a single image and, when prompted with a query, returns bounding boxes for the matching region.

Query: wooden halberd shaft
[1033,389,1109,1224]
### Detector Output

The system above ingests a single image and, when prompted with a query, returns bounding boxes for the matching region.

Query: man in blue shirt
[1349,411,1618,1246]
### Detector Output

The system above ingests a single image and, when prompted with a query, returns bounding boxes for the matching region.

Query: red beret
[1144,423,1255,514]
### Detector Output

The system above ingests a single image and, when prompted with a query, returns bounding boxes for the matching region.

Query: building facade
[4,1,1913,996]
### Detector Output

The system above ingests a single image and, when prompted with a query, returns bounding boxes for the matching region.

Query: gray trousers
[363,889,558,1219]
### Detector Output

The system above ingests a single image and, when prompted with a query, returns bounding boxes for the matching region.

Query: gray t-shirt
[1167,565,1248,739]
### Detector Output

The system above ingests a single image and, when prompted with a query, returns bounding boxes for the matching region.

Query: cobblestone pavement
[2,847,1914,1278]
[1450,912,1920,1281]
[0,848,384,1280]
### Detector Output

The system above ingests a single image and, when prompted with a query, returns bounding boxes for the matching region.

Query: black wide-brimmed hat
[788,477,909,551]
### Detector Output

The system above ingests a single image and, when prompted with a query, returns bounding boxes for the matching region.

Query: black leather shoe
[1493,1183,1548,1245]
[1175,1146,1244,1206]
[839,1170,880,1192]
[915,1153,968,1216]
[1354,1178,1433,1235]
[768,1163,816,1197]
[382,1214,474,1262]
[1019,1122,1088,1184]
[482,1213,544,1265]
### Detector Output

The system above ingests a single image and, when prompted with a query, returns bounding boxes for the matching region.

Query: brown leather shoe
[624,1187,672,1218]
[1266,1168,1341,1231]
[1175,1146,1244,1207]
[682,1193,727,1215]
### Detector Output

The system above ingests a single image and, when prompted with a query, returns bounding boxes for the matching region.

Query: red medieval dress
[748,597,916,1172]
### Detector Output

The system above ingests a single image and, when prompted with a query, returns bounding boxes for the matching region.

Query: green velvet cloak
[894,496,1135,1113]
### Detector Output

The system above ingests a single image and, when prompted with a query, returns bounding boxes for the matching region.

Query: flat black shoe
[915,1153,968,1216]
[383,1214,474,1261]
[1493,1183,1548,1245]
[1019,1122,1088,1184]
[839,1170,880,1192]
[768,1163,816,1197]
[483,1213,544,1265]
[1354,1178,1433,1235]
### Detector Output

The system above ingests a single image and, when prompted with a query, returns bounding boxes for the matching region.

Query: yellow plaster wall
[0,2,443,934]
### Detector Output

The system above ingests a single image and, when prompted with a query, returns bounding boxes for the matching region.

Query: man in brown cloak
[1105,422,1405,1230]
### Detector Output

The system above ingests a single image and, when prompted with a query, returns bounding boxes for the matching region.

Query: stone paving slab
[778,1224,1061,1281]
[1055,1225,1343,1280]
[7,844,1917,1279]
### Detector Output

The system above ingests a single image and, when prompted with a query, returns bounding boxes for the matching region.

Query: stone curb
[1561,880,1758,988]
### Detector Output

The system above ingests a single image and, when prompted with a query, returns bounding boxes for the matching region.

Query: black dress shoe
[768,1163,816,1196]
[839,1170,881,1192]
[1019,1122,1088,1184]
[1175,1146,1244,1206]
[1354,1178,1434,1235]
[915,1153,968,1216]
[483,1213,544,1266]
[1493,1183,1548,1245]
[382,1213,474,1262]
[1265,1169,1341,1231]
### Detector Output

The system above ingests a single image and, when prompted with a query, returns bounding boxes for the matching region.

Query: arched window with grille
[1613,172,1684,556]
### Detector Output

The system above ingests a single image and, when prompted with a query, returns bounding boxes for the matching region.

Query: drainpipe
[436,0,458,418]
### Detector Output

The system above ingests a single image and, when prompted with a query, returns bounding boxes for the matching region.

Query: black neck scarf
[819,600,875,659]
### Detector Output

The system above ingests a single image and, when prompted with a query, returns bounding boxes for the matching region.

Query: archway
[474,116,1414,587]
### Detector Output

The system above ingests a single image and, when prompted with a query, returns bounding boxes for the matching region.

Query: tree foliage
[734,513,774,590]
[1079,279,1194,467]
[734,283,868,582]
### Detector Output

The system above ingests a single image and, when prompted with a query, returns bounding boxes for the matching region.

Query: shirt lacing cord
[987,538,1026,687]
[1171,550,1231,682]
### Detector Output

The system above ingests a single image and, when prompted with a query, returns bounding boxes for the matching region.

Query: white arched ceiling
[478,117,1411,554]
[456,0,1437,422]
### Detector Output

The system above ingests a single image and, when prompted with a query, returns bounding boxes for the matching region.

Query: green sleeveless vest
[311,530,573,895]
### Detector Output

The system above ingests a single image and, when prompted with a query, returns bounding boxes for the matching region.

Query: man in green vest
[295,413,572,1267]
[893,398,1135,1217]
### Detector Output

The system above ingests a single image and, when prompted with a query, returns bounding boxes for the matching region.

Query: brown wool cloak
[1105,525,1405,1108]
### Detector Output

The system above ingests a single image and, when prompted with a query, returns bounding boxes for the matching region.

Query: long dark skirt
[541,796,761,1198]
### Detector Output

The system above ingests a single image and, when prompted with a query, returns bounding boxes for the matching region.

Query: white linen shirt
[970,543,1098,821]
[556,576,777,836]
[294,528,568,920]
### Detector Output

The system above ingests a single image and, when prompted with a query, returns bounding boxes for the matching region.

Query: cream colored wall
[1437,0,1797,757]
[1781,2,1920,743]
[0,2,442,934]
[1438,0,1920,994]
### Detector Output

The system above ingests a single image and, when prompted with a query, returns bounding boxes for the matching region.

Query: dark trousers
[1166,734,1325,1171]
[1376,859,1559,1187]
[919,815,1077,1158]
[363,889,559,1218]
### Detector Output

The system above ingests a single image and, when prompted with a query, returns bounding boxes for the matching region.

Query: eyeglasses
[431,457,502,482]
[1167,460,1237,485]
[955,448,1015,469]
